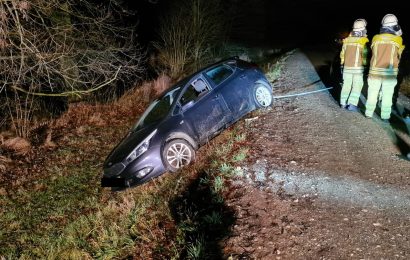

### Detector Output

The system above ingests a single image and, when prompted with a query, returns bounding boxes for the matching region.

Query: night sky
[129,0,409,48]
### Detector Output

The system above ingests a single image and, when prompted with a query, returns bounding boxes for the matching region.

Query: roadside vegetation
[0,39,290,260]
[0,83,254,258]
[0,0,289,258]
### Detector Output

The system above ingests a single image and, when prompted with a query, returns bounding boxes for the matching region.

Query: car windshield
[132,86,181,131]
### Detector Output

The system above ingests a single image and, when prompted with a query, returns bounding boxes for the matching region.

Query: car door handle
[240,75,247,79]
[212,94,219,100]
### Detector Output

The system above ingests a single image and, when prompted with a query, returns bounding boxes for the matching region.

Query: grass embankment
[0,112,252,259]
[0,88,252,259]
[0,49,291,259]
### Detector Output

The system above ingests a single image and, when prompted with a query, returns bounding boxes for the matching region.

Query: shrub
[154,0,228,79]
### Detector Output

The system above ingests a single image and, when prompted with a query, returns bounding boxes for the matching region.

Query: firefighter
[339,19,369,111]
[365,14,405,122]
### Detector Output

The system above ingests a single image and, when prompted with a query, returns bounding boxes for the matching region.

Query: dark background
[128,0,409,49]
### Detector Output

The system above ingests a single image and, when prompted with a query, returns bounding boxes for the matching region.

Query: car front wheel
[253,83,273,108]
[163,139,195,172]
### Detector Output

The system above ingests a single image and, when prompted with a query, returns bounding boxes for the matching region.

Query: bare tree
[154,0,227,79]
[0,0,145,137]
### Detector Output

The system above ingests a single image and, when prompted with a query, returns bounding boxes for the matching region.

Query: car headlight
[125,129,157,164]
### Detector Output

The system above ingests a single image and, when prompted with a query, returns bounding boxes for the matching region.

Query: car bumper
[101,145,166,188]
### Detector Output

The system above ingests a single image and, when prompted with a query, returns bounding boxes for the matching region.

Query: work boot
[381,118,390,124]
[364,113,373,119]
[347,105,359,112]
[340,104,347,109]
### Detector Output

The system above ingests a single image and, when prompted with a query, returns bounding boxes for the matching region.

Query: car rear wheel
[163,139,195,172]
[253,83,273,108]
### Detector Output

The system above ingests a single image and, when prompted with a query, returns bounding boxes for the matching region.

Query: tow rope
[272,79,333,99]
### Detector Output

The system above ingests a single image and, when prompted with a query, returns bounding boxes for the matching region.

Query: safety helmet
[381,14,402,36]
[381,14,398,26]
[353,19,367,32]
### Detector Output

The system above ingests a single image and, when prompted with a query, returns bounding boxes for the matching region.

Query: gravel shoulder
[222,50,410,259]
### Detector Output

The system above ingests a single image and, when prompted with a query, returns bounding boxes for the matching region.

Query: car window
[180,79,209,106]
[205,65,234,85]
[143,95,171,123]
[132,87,180,131]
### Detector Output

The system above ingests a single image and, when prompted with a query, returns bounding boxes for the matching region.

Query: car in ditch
[101,57,273,189]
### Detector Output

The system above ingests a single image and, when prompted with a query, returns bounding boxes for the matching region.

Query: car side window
[205,65,234,85]
[180,79,209,107]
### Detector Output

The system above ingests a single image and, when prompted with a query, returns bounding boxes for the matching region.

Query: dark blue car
[101,57,273,189]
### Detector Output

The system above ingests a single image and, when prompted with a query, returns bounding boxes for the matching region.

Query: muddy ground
[221,50,410,259]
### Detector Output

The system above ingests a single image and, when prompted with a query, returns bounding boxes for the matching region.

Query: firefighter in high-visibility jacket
[365,14,405,122]
[339,19,369,111]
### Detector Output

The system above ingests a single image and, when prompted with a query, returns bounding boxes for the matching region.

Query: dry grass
[263,49,296,83]
[42,129,56,148]
[1,137,31,155]
[117,83,152,109]
[153,73,172,96]
[56,78,158,130]
[0,155,10,163]
[0,155,12,173]
[118,73,172,108]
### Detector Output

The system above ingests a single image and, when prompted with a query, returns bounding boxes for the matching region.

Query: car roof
[157,56,242,99]
[202,56,240,71]
[182,56,240,81]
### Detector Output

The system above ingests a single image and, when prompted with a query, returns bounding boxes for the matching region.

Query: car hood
[104,124,158,167]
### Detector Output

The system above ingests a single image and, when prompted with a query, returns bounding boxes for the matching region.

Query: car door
[179,76,230,143]
[205,64,251,121]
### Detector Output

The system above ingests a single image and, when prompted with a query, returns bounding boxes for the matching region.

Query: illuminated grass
[0,91,262,259]
[233,148,249,162]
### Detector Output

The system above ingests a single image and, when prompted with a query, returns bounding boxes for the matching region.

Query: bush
[154,0,228,79]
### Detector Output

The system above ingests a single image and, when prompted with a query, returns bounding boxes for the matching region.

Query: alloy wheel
[255,85,272,107]
[166,142,193,169]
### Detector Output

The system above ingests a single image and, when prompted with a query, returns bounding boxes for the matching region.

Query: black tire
[253,83,273,108]
[162,139,195,172]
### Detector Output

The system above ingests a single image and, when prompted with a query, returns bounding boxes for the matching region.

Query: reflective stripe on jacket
[369,33,405,76]
[340,35,369,73]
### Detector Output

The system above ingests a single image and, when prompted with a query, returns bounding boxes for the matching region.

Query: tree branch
[10,66,122,97]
